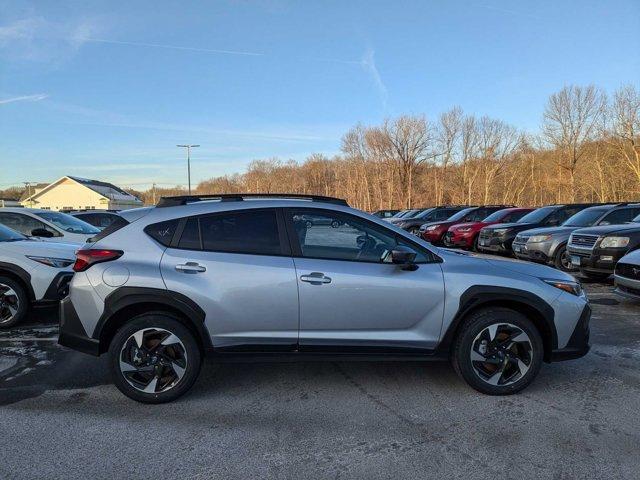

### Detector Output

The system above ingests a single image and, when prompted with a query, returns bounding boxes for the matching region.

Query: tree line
[3,83,639,211]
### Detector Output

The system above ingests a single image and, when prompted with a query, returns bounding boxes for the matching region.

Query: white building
[21,176,143,211]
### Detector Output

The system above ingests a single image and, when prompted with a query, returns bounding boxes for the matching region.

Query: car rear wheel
[109,313,201,403]
[452,308,543,395]
[0,276,28,329]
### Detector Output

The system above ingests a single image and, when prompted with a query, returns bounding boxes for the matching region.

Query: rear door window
[0,212,59,237]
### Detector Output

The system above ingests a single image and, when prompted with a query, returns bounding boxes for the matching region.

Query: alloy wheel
[470,323,533,386]
[119,327,188,394]
[0,283,19,325]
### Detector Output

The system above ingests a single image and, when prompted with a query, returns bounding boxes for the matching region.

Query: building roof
[22,176,142,204]
[19,183,49,201]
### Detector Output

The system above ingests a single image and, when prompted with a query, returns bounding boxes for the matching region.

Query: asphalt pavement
[1,281,639,479]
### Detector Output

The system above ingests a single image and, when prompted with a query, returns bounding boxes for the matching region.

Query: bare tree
[607,84,640,184]
[542,85,606,201]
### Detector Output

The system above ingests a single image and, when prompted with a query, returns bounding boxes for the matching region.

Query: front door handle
[300,272,332,284]
[175,262,206,273]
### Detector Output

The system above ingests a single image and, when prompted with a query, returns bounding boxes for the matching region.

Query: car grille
[513,234,528,245]
[615,262,640,280]
[479,231,492,241]
[570,234,599,249]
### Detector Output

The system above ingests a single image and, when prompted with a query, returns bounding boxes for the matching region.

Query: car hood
[2,239,79,258]
[619,249,640,265]
[570,223,640,236]
[517,226,577,237]
[437,248,573,281]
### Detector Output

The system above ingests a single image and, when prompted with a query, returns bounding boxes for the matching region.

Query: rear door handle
[300,272,332,284]
[175,262,206,273]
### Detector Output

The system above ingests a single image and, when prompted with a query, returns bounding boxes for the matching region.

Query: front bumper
[477,234,514,253]
[550,304,591,361]
[58,296,101,356]
[33,272,74,306]
[513,241,553,264]
[614,274,640,300]
[567,247,627,274]
[443,231,474,248]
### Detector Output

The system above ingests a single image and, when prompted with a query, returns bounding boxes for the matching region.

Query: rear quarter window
[143,219,179,247]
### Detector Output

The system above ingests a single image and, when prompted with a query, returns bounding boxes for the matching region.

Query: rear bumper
[58,296,101,356]
[550,304,591,362]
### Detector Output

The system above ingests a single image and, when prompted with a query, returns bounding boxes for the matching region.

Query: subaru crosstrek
[59,194,591,403]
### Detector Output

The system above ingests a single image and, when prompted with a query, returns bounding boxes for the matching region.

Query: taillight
[73,249,123,272]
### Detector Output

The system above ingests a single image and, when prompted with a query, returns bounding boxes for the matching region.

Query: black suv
[391,206,469,235]
[567,214,640,281]
[478,204,596,256]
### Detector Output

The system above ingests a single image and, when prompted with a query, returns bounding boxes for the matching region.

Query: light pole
[177,144,200,194]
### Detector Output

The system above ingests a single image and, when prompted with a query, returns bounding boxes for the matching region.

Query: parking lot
[0,281,639,480]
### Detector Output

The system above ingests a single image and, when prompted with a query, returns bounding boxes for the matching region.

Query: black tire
[580,271,610,282]
[553,245,575,272]
[109,313,202,404]
[471,235,480,252]
[0,275,29,329]
[451,308,543,395]
[330,220,341,228]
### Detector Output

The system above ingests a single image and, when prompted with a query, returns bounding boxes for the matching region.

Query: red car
[443,207,534,250]
[420,206,509,245]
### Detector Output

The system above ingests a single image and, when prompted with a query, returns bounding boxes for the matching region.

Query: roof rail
[156,193,349,208]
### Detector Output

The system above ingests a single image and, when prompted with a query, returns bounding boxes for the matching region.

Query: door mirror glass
[31,227,54,238]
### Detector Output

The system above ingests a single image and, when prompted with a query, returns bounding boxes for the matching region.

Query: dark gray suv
[512,204,640,271]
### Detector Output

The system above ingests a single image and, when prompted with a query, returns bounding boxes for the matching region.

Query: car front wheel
[0,276,28,328]
[452,308,543,395]
[109,313,202,403]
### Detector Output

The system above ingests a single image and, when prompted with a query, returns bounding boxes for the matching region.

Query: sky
[1,0,639,190]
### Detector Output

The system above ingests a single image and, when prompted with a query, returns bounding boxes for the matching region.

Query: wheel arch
[94,287,212,355]
[438,286,558,362]
[0,262,35,302]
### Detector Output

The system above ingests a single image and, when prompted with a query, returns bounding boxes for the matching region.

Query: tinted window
[444,208,475,222]
[563,207,608,227]
[599,208,637,225]
[178,217,201,249]
[502,210,530,223]
[557,206,585,224]
[200,210,281,255]
[518,206,557,224]
[0,212,59,237]
[144,219,179,247]
[289,209,427,263]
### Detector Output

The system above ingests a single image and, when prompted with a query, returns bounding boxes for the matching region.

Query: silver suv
[59,194,591,403]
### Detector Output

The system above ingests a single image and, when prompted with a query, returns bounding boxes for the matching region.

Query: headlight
[493,228,511,235]
[528,234,552,243]
[26,256,74,268]
[600,236,630,248]
[425,225,439,231]
[542,279,583,296]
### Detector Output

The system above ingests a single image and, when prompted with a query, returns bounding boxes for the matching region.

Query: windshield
[483,209,510,222]
[563,208,608,227]
[401,209,421,218]
[0,224,27,242]
[416,208,436,218]
[36,211,100,234]
[517,206,556,224]
[446,207,476,222]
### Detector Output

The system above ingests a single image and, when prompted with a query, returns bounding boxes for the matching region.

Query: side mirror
[391,246,418,271]
[31,228,54,238]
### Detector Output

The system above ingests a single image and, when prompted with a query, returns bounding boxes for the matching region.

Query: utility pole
[177,144,200,194]
[23,181,34,207]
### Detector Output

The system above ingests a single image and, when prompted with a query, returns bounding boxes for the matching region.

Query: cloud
[360,48,388,110]
[0,93,48,105]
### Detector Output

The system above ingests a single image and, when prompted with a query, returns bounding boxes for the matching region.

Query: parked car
[371,209,400,219]
[567,214,640,281]
[0,224,75,327]
[421,206,514,246]
[71,210,123,230]
[613,249,640,300]
[478,204,596,256]
[0,208,99,243]
[513,204,640,271]
[387,207,430,225]
[392,206,468,234]
[443,208,534,250]
[59,193,590,403]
